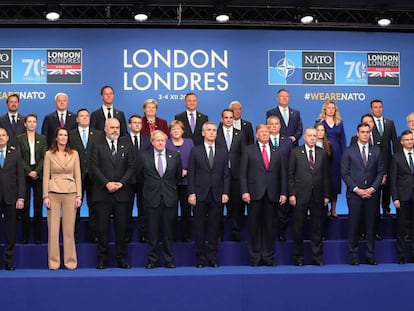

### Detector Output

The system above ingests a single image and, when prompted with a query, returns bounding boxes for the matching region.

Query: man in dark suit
[289,128,330,266]
[267,115,292,241]
[15,114,47,244]
[188,122,230,267]
[370,99,398,217]
[266,88,303,146]
[90,85,128,137]
[140,130,182,268]
[70,108,104,243]
[216,108,245,241]
[119,114,151,243]
[174,92,208,146]
[342,122,384,265]
[0,127,25,270]
[90,118,135,269]
[229,101,254,145]
[390,130,414,264]
[240,124,287,267]
[41,92,77,147]
[0,94,25,147]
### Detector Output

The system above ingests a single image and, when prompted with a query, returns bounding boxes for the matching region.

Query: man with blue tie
[141,130,182,268]
[266,89,303,146]
[390,130,414,264]
[342,122,384,265]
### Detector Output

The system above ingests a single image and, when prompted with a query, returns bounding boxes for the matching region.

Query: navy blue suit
[0,113,25,147]
[41,111,77,147]
[175,111,208,146]
[266,107,303,146]
[90,107,128,137]
[341,143,384,261]
[188,143,230,263]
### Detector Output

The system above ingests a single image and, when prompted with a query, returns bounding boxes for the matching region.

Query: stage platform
[1,264,413,311]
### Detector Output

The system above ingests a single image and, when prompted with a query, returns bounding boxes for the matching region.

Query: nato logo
[336,52,367,85]
[12,49,47,84]
[268,50,302,85]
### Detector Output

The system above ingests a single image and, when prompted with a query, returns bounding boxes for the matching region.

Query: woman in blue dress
[316,100,346,217]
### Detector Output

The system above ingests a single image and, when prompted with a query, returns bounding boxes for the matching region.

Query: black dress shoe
[359,233,366,241]
[278,235,286,242]
[182,236,192,242]
[22,240,28,244]
[366,258,378,265]
[375,233,383,241]
[196,261,205,268]
[231,233,243,242]
[117,260,131,269]
[351,258,359,266]
[165,262,175,268]
[146,262,157,269]
[312,259,324,266]
[295,260,304,267]
[250,261,259,267]
[209,260,219,268]
[96,260,106,269]
[34,240,41,245]
[263,260,276,267]
[5,264,15,271]
[398,257,406,264]
[139,236,148,243]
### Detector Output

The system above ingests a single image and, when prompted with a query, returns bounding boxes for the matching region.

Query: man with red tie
[240,124,287,266]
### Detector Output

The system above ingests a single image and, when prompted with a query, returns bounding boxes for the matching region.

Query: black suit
[216,127,245,240]
[90,139,135,265]
[188,143,230,263]
[390,150,414,259]
[90,107,128,137]
[141,149,182,265]
[175,111,208,146]
[240,143,287,265]
[15,132,47,242]
[0,147,25,266]
[289,145,330,262]
[70,128,105,242]
[41,111,77,147]
[341,143,384,261]
[266,107,303,146]
[119,134,151,241]
[0,113,25,147]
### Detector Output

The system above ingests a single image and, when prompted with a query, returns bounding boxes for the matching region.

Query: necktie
[0,150,4,168]
[111,140,116,156]
[11,115,16,132]
[409,152,414,174]
[190,113,195,133]
[157,153,164,177]
[362,145,368,167]
[208,145,214,169]
[274,137,278,147]
[262,144,269,169]
[225,129,232,151]
[60,113,65,127]
[134,135,139,150]
[377,119,383,136]
[107,108,112,119]
[309,149,315,172]
[282,108,289,125]
[81,129,87,148]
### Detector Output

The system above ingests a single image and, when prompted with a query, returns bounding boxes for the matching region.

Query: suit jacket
[288,145,330,204]
[341,143,384,200]
[41,111,77,147]
[0,113,25,147]
[175,111,208,146]
[240,143,287,202]
[372,117,398,170]
[69,128,105,181]
[220,119,254,145]
[141,116,169,137]
[266,106,303,145]
[0,147,25,204]
[42,150,82,198]
[390,151,414,202]
[141,149,182,208]
[90,140,135,202]
[90,107,128,137]
[15,132,47,178]
[187,143,230,202]
[215,127,245,180]
[350,131,381,148]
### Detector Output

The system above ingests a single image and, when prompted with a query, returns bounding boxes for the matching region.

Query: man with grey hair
[41,92,77,147]
[228,101,254,145]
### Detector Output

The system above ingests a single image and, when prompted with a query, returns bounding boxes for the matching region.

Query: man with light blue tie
[266,88,303,146]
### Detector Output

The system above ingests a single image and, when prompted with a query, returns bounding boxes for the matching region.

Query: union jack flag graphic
[47,64,81,75]
[368,67,399,78]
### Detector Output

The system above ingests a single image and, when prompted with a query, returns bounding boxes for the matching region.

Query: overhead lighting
[45,10,61,21]
[216,14,230,23]
[300,15,314,24]
[377,18,391,27]
[134,13,149,22]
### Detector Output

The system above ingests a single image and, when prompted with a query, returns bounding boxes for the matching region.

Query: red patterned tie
[309,149,315,172]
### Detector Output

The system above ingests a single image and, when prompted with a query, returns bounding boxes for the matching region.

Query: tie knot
[409,152,412,156]
[12,115,15,120]
[158,152,162,156]
[309,149,313,154]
